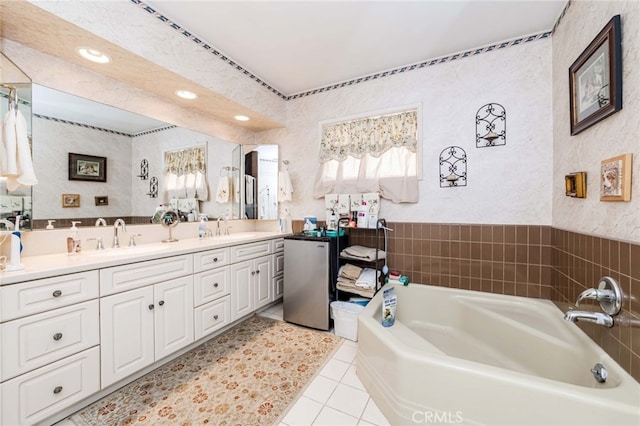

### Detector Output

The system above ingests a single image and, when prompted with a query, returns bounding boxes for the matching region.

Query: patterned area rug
[71,316,341,425]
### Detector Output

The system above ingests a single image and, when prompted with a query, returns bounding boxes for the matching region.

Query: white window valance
[163,146,208,202]
[319,110,418,162]
[314,109,419,203]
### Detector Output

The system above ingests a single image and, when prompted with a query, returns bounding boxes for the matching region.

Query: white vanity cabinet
[229,241,274,320]
[100,259,194,388]
[193,247,231,340]
[272,238,285,301]
[0,271,100,426]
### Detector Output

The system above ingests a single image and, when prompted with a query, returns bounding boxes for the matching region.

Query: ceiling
[145,0,568,96]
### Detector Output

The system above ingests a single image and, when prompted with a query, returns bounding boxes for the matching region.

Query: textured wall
[32,117,132,220]
[552,1,640,243]
[257,39,554,226]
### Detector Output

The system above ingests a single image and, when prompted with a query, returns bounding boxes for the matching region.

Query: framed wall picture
[69,153,107,182]
[62,193,80,208]
[600,153,632,202]
[569,15,622,136]
[95,196,109,206]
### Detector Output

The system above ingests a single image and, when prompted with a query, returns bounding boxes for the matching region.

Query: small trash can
[330,301,365,341]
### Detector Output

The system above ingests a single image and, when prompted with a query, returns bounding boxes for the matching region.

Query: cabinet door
[230,261,254,321]
[154,277,194,360]
[254,256,272,310]
[273,274,284,301]
[100,287,154,388]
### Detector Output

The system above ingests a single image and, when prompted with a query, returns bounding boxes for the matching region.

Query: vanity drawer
[194,268,230,307]
[100,254,193,296]
[1,300,99,381]
[1,347,100,426]
[1,271,99,322]
[230,241,271,263]
[194,296,230,340]
[193,247,229,272]
[273,252,284,276]
[272,238,285,253]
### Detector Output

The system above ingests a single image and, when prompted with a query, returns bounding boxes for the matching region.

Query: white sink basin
[87,245,171,258]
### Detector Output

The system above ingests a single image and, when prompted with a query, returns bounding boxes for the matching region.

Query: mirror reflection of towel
[1,109,37,191]
[278,170,293,201]
[245,175,255,204]
[216,176,230,203]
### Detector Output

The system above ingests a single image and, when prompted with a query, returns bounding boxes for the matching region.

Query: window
[313,108,419,203]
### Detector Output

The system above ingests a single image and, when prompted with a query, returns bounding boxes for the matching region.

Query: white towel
[355,268,379,289]
[216,176,230,203]
[2,109,37,191]
[278,170,293,202]
[245,175,255,204]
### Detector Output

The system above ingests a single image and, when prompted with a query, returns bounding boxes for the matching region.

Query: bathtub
[357,284,640,425]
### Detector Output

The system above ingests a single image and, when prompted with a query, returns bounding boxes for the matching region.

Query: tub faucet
[95,218,107,227]
[564,310,614,328]
[113,219,127,248]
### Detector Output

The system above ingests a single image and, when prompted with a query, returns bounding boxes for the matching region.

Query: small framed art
[69,153,107,182]
[600,153,632,202]
[62,193,80,208]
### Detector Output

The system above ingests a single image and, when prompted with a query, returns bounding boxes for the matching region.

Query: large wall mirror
[27,84,244,228]
[0,52,32,230]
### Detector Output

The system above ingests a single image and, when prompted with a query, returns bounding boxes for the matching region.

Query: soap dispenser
[67,221,82,255]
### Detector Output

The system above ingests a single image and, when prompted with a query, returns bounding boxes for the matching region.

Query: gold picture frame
[600,154,632,202]
[62,193,80,208]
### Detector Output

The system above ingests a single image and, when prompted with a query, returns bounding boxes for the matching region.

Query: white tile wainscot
[0,231,286,426]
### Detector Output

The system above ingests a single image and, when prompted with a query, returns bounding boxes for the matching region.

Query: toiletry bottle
[67,221,82,254]
[198,215,207,239]
[357,201,368,228]
[5,215,24,271]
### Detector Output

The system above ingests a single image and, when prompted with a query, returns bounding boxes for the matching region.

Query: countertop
[0,231,286,285]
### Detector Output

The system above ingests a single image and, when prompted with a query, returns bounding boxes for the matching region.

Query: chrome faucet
[575,287,616,307]
[216,217,229,236]
[113,219,127,248]
[95,218,107,227]
[564,310,614,328]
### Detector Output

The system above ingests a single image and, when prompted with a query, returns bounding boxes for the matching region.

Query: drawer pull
[211,257,218,263]
[251,271,256,275]
[53,333,63,341]
[53,386,63,394]
[148,304,154,310]
[52,290,62,297]
[213,314,219,320]
[158,300,165,306]
[213,282,219,288]
[256,270,260,274]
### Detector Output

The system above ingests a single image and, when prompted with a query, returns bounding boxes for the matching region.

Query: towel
[2,109,37,191]
[278,170,293,202]
[245,175,255,204]
[341,245,386,261]
[355,268,379,289]
[216,176,230,203]
[338,263,362,281]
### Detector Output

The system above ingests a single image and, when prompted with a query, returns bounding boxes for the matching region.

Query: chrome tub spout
[564,310,614,328]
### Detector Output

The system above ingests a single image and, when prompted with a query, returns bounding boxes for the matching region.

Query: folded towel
[278,170,293,202]
[216,176,230,203]
[338,263,362,281]
[355,268,379,289]
[337,281,375,298]
[341,245,386,261]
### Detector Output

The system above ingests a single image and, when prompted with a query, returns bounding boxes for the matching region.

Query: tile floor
[258,302,391,426]
[57,302,389,426]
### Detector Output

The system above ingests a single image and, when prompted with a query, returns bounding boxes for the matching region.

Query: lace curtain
[313,110,419,203]
[163,146,208,201]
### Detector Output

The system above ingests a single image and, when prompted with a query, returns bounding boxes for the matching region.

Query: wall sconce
[565,172,587,198]
[147,176,158,198]
[476,103,506,148]
[439,146,467,187]
[137,159,149,180]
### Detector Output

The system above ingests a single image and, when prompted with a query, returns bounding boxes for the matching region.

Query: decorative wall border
[130,0,556,100]
[34,113,176,137]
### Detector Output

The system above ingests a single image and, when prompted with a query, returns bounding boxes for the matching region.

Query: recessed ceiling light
[76,47,111,64]
[234,115,250,122]
[175,90,198,100]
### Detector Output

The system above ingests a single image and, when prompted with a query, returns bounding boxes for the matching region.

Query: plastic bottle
[357,201,368,228]
[198,214,208,239]
[5,215,23,271]
[67,221,81,255]
[280,209,293,234]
